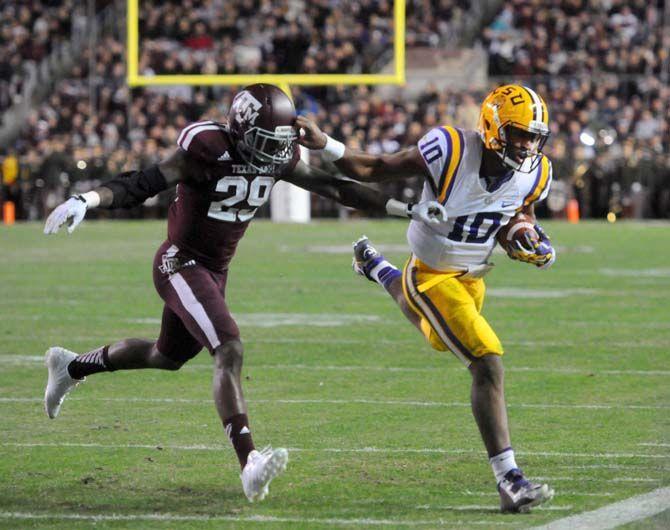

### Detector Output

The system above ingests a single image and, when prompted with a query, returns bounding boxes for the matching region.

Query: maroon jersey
[169,120,299,270]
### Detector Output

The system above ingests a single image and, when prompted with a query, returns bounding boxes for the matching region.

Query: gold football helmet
[478,84,549,172]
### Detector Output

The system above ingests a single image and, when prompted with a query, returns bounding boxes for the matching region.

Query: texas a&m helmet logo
[231,91,263,126]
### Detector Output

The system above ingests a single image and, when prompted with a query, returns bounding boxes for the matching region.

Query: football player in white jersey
[297,85,556,513]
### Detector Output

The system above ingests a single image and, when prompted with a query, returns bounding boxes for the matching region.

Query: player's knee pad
[213,340,244,371]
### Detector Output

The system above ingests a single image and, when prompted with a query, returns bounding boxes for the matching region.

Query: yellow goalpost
[126,0,406,88]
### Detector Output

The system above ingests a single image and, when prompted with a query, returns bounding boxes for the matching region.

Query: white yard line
[531,486,670,530]
[558,464,665,471]
[2,355,669,377]
[2,442,668,460]
[534,477,661,483]
[639,442,670,448]
[2,336,669,349]
[506,367,670,376]
[1,396,668,411]
[0,511,515,527]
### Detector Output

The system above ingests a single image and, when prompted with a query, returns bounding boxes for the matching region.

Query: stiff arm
[285,159,436,219]
[295,115,429,183]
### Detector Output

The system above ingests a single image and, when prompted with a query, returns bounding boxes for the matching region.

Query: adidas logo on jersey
[218,151,232,161]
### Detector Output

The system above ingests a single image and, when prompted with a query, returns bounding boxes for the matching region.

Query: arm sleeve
[103,165,168,209]
[329,178,388,214]
[285,161,389,214]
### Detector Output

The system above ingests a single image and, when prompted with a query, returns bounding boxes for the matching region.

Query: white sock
[490,447,518,483]
[367,260,401,291]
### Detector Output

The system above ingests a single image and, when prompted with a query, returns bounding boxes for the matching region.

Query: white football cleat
[44,347,83,419]
[498,468,555,513]
[240,446,288,502]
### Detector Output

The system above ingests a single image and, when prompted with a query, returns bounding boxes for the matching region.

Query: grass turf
[0,219,668,529]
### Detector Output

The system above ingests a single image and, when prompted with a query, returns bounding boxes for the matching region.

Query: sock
[224,413,255,469]
[490,447,518,483]
[67,345,115,380]
[367,259,401,291]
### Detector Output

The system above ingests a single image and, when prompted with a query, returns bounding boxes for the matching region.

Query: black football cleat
[352,235,384,282]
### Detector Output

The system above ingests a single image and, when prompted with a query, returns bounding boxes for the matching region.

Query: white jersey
[408,126,552,271]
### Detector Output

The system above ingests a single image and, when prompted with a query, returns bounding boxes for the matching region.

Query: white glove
[409,200,448,225]
[44,196,88,234]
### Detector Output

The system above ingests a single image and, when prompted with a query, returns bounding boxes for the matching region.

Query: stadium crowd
[138,0,467,76]
[484,0,665,77]
[1,0,669,221]
[0,0,82,112]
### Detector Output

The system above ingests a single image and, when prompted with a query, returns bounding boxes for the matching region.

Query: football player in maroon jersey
[42,84,447,502]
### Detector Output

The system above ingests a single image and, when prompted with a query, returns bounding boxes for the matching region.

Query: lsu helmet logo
[478,84,550,172]
[232,91,263,126]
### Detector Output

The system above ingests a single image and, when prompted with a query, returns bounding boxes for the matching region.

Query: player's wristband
[385,198,412,218]
[321,135,346,162]
[75,191,101,209]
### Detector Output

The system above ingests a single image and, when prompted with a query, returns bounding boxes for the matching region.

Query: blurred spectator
[482,0,665,78]
[0,1,80,112]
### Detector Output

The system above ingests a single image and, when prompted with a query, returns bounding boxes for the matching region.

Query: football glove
[43,196,87,235]
[506,224,556,269]
[409,200,448,225]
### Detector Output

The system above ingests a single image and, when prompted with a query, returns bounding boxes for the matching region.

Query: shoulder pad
[523,155,553,206]
[417,126,465,202]
[177,121,231,163]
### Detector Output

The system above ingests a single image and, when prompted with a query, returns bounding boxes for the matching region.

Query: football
[496,213,539,252]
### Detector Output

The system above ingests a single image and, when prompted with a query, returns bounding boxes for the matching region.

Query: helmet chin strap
[494,147,522,171]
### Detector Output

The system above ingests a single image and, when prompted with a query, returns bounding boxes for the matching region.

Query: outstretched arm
[285,159,446,223]
[44,148,189,234]
[95,148,187,208]
[296,115,427,182]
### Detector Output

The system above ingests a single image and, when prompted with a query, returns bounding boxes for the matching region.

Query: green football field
[0,219,668,529]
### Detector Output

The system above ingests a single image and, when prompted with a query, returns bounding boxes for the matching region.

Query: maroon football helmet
[228,84,298,170]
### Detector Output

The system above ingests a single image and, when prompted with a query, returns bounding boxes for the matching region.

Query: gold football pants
[402,255,504,365]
